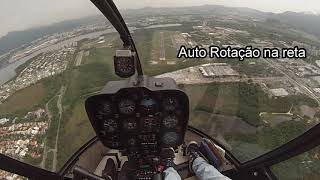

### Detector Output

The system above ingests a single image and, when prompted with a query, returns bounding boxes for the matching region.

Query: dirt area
[299,105,316,119]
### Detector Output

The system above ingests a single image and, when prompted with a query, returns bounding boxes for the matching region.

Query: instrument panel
[85,87,189,159]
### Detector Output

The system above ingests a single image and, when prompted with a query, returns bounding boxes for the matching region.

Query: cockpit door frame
[0,124,319,180]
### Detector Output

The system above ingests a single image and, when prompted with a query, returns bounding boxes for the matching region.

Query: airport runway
[159,32,166,60]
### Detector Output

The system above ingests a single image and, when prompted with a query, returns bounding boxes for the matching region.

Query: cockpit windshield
[0,0,320,180]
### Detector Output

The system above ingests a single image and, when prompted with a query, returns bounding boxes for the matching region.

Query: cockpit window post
[91,0,144,77]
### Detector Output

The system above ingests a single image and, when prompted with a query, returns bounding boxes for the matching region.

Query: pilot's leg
[192,157,231,180]
[188,141,231,180]
[162,148,182,180]
[163,167,181,180]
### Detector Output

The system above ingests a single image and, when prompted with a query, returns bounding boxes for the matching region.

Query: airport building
[199,63,239,78]
[269,88,289,97]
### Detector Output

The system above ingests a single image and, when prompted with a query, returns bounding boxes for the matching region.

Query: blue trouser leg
[163,157,231,180]
[192,157,231,180]
[163,167,181,180]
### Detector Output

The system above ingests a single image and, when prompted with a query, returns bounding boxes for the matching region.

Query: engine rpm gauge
[103,119,118,133]
[163,115,178,129]
[162,97,179,111]
[118,99,136,115]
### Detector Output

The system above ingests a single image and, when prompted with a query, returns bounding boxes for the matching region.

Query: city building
[199,63,239,78]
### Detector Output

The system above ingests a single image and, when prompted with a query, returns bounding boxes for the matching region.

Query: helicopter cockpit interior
[0,0,320,180]
[83,76,190,179]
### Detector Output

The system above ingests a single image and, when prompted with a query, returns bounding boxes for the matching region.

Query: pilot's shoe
[160,147,176,168]
[102,158,117,180]
[186,141,202,173]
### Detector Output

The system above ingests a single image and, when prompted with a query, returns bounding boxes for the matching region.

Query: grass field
[181,83,242,117]
[57,100,95,168]
[181,82,317,162]
[271,146,320,180]
[57,39,120,168]
[0,82,47,115]
[45,151,54,171]
[46,96,59,150]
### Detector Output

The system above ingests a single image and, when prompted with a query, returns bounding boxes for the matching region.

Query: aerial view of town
[0,3,319,180]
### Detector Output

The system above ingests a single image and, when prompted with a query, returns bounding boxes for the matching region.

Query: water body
[0,28,123,85]
[0,24,178,86]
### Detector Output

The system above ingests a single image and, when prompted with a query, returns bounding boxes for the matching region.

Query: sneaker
[186,141,201,173]
[160,148,176,168]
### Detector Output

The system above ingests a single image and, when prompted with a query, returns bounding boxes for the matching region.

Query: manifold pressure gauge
[114,49,135,78]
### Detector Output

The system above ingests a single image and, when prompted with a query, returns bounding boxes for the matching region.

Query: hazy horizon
[1,0,320,38]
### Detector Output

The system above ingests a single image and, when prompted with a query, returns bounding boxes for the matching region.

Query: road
[262,59,320,106]
[40,86,65,171]
[225,36,320,106]
[52,86,66,171]
[39,94,58,169]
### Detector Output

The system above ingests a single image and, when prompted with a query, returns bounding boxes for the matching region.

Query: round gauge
[103,119,118,133]
[123,118,138,131]
[118,99,136,115]
[143,116,159,130]
[128,138,137,146]
[115,57,135,76]
[162,97,179,111]
[98,102,112,115]
[140,96,158,114]
[102,102,112,114]
[162,132,179,146]
[163,115,178,129]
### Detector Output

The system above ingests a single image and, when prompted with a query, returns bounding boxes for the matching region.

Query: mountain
[1,5,320,55]
[0,15,105,55]
[302,11,320,16]
[271,11,320,38]
[122,5,266,20]
[124,6,320,40]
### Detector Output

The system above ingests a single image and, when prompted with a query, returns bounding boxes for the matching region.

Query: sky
[0,0,320,38]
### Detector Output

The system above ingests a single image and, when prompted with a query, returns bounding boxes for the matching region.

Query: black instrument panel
[85,87,189,157]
